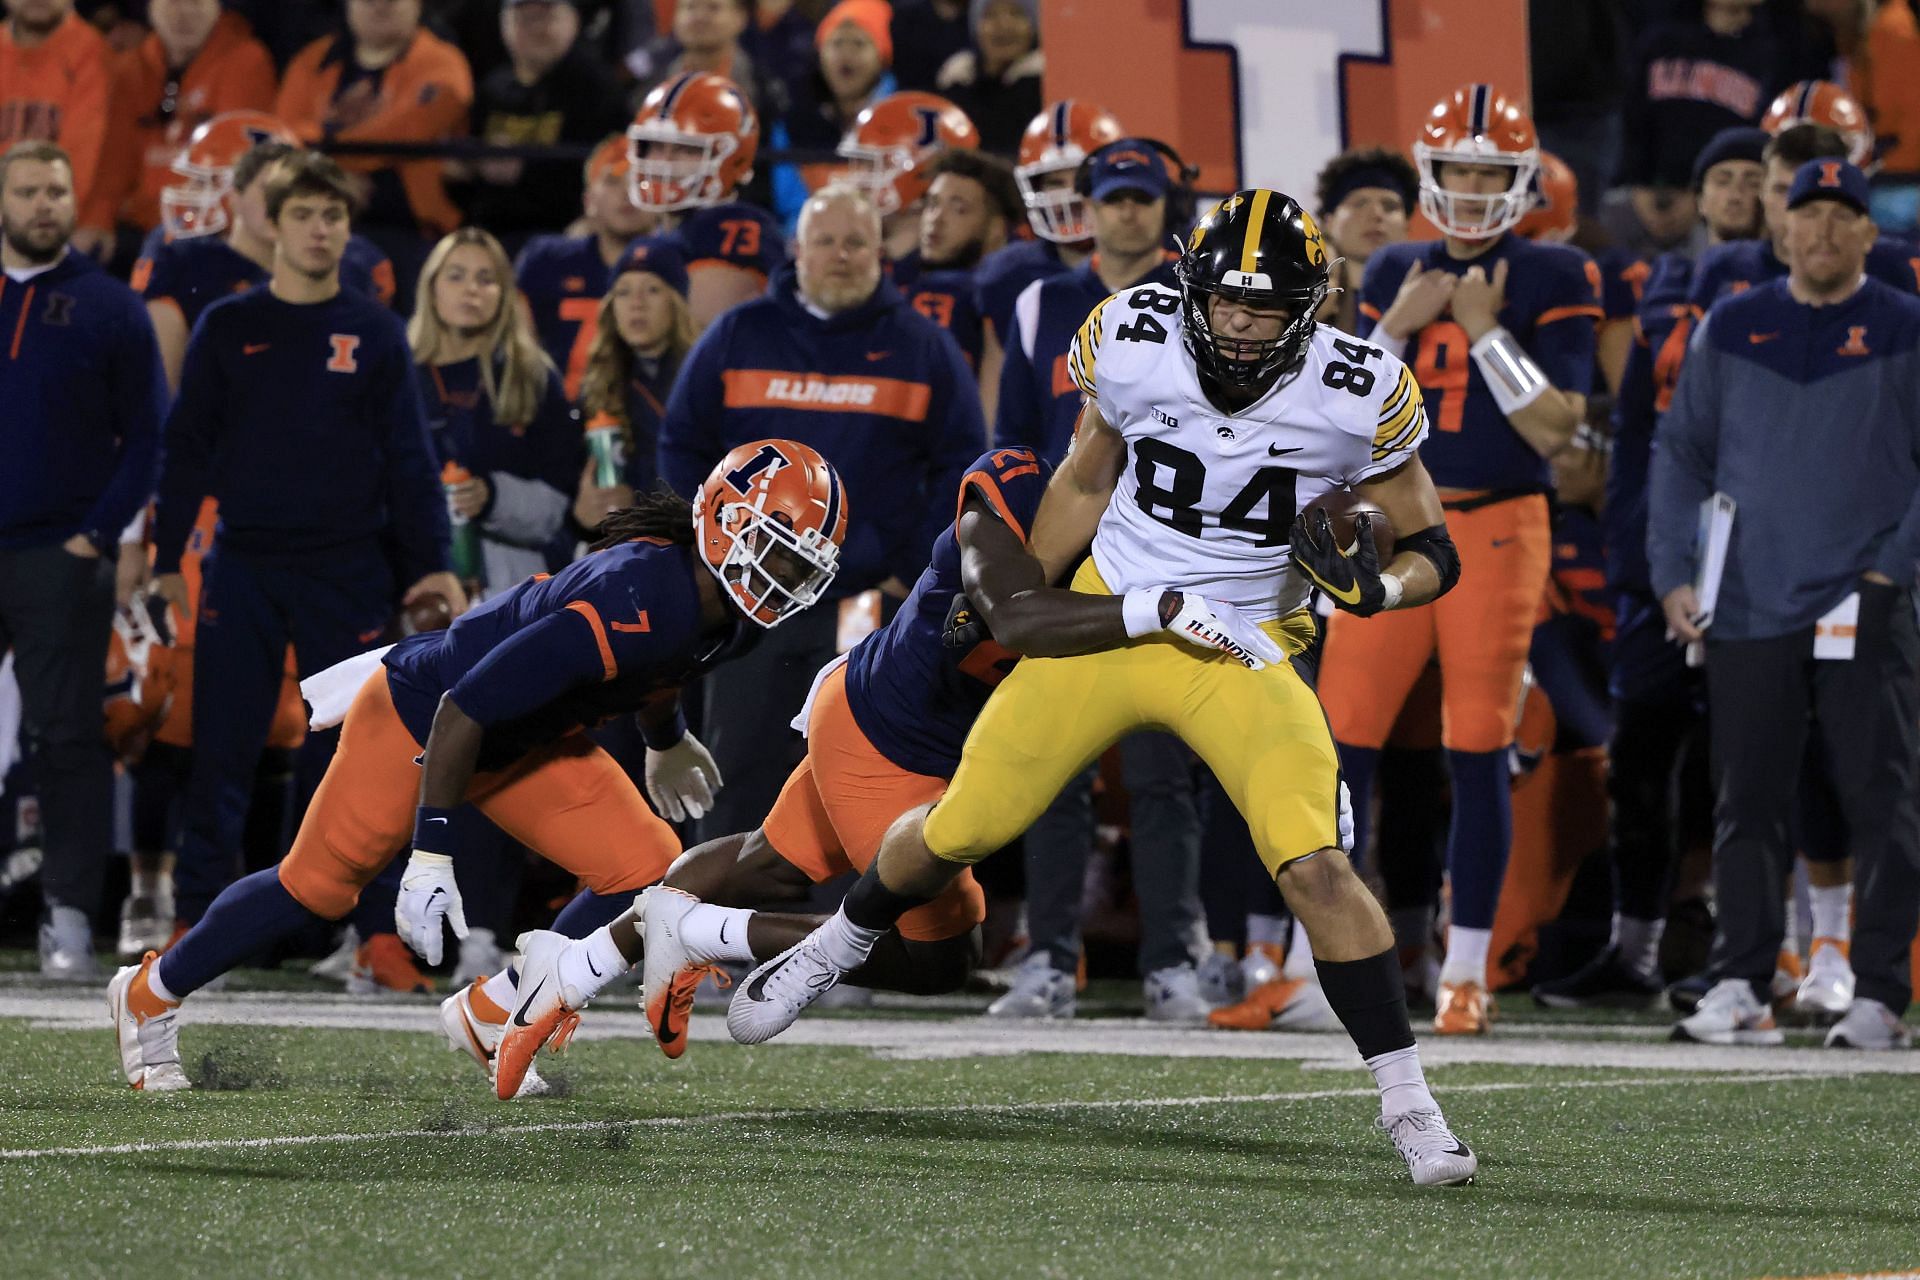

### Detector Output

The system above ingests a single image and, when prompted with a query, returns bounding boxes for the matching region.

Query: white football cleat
[1672,978,1784,1046]
[105,953,190,1093]
[1824,998,1913,1050]
[727,931,847,1044]
[1144,963,1211,1022]
[493,931,590,1100]
[1793,938,1855,1023]
[1196,950,1243,1006]
[439,981,548,1099]
[1378,1109,1478,1186]
[985,952,1075,1019]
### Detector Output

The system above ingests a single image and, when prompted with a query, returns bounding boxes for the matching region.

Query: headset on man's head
[1072,137,1200,237]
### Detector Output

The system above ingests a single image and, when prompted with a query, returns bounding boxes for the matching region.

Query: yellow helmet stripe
[1239,189,1272,275]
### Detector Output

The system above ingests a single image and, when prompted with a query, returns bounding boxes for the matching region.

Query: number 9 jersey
[1068,282,1428,623]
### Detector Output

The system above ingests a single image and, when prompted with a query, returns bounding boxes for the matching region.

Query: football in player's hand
[1303,490,1396,562]
[405,592,454,635]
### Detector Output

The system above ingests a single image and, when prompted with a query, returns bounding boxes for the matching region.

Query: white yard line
[0,1070,1816,1162]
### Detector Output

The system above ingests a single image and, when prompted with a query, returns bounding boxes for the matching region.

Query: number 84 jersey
[1068,283,1428,623]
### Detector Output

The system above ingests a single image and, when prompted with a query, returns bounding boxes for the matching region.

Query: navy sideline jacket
[658,263,986,595]
[1650,276,1920,640]
[152,286,449,583]
[0,250,165,552]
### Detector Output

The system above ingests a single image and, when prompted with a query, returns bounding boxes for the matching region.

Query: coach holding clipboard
[1650,157,1920,1050]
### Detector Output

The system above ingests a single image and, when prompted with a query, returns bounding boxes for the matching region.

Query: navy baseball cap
[1787,158,1870,215]
[1086,139,1174,201]
[614,236,689,297]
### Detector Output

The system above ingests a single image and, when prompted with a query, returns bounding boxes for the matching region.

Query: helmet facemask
[1414,146,1537,240]
[1015,156,1092,242]
[836,144,917,216]
[697,493,840,629]
[159,163,234,239]
[628,123,734,211]
[1176,264,1324,396]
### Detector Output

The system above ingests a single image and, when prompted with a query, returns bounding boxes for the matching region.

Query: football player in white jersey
[723,190,1476,1186]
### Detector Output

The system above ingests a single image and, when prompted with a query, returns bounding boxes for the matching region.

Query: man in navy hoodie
[659,182,985,841]
[0,140,165,979]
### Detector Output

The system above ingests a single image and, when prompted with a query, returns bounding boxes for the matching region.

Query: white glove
[395,851,468,965]
[645,731,723,822]
[1157,592,1286,670]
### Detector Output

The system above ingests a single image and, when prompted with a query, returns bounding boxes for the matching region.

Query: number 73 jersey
[1068,283,1428,623]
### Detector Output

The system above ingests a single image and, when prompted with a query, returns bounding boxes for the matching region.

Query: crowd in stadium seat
[2,0,1917,1055]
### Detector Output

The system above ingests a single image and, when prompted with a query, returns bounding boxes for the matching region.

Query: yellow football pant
[923,559,1342,877]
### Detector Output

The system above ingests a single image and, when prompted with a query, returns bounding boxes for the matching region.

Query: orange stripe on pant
[760,663,983,942]
[1319,495,1553,753]
[278,671,680,919]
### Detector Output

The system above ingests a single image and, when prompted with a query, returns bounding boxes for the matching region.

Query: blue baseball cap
[1086,139,1174,202]
[1787,157,1871,216]
[613,236,689,298]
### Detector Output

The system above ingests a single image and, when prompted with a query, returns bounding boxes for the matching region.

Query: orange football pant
[278,671,679,919]
[1320,495,1553,753]
[761,663,984,942]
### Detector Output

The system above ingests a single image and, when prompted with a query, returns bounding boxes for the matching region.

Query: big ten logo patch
[326,334,361,373]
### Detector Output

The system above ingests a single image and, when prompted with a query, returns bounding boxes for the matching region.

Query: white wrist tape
[1370,328,1409,361]
[1379,574,1404,611]
[1122,588,1166,638]
[1469,326,1551,417]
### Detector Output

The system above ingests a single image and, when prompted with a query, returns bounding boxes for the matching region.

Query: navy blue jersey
[843,447,1051,778]
[384,539,745,770]
[995,258,1179,465]
[670,201,785,284]
[1361,235,1603,491]
[1597,245,1652,323]
[515,232,620,401]
[975,238,1073,343]
[417,356,581,498]
[893,248,986,368]
[658,263,986,594]
[133,228,396,328]
[152,287,448,584]
[1607,252,1693,593]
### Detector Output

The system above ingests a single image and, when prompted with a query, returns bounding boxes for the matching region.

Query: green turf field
[2,980,1917,1280]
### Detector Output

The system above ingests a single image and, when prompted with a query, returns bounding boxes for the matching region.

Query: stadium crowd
[1,0,1917,1058]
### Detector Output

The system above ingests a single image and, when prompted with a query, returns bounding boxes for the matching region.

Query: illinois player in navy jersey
[146,153,463,958]
[108,440,849,1094]
[1517,149,1644,395]
[891,151,1022,379]
[1326,85,1601,1036]
[133,116,395,391]
[628,72,786,331]
[514,135,657,402]
[975,101,1125,363]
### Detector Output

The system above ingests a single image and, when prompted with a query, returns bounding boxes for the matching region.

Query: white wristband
[1370,328,1409,361]
[1122,588,1166,638]
[1469,326,1550,417]
[1379,574,1404,611]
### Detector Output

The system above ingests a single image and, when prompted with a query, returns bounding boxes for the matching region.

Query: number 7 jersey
[1069,283,1428,623]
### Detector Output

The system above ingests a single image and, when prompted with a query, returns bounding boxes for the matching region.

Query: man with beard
[0,141,166,979]
[893,149,1022,375]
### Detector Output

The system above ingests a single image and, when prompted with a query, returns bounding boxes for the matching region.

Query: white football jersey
[1067,282,1427,622]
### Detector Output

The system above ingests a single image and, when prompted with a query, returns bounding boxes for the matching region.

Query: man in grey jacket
[1651,158,1920,1049]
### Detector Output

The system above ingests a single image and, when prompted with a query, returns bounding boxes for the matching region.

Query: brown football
[1303,489,1396,562]
[405,592,453,635]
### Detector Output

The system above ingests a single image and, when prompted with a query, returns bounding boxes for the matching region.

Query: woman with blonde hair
[410,227,581,601]
[569,238,698,536]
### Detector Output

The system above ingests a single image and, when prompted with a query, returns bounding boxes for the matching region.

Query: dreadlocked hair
[588,486,697,552]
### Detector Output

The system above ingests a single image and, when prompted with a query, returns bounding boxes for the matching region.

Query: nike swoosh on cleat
[744,960,786,1003]
[512,977,547,1027]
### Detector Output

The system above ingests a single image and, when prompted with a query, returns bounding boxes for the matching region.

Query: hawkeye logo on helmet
[1300,211,1328,267]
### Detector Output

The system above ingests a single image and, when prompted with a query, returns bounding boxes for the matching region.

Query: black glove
[1290,508,1388,616]
[943,590,988,649]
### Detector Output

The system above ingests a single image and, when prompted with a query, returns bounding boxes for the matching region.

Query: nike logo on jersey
[1268,444,1303,457]
[424,817,449,825]
[242,343,270,355]
[1748,332,1780,345]
[865,350,890,362]
[511,977,548,1027]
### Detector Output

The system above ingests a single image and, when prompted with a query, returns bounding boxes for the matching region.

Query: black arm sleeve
[1398,523,1460,598]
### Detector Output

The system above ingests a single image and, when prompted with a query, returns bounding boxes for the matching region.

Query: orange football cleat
[1433,981,1494,1035]
[649,964,731,1061]
[352,932,434,995]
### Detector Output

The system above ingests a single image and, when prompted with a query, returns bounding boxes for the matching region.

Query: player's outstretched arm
[1027,401,1126,584]
[956,493,1281,669]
